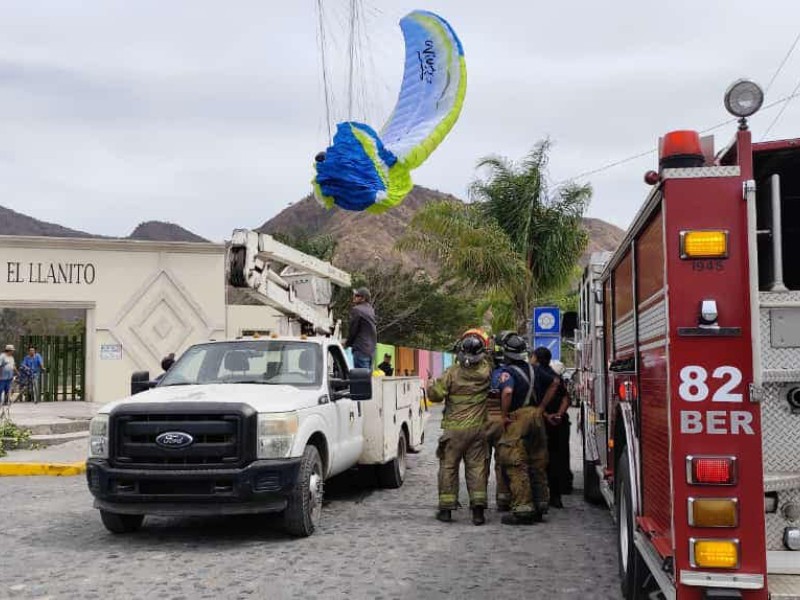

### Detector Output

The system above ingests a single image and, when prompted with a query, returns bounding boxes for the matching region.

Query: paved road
[1,407,620,600]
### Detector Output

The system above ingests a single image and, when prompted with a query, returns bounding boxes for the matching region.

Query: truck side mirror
[131,371,155,396]
[348,368,372,401]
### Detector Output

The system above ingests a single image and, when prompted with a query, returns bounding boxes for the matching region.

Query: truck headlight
[257,412,298,459]
[89,414,109,458]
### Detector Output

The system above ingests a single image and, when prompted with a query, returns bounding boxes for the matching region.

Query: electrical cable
[761,76,800,141]
[558,90,800,185]
[765,30,800,94]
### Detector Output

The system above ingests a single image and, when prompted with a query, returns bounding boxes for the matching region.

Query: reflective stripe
[442,417,486,430]
[512,504,534,514]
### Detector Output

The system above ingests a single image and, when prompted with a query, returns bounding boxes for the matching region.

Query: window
[327,346,349,386]
[159,341,323,388]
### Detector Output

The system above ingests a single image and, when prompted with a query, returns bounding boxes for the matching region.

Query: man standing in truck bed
[344,287,377,370]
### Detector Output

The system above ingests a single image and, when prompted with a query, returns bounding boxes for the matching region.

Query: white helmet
[550,359,566,376]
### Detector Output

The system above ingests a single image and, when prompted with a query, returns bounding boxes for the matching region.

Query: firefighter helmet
[501,334,528,362]
[457,334,486,367]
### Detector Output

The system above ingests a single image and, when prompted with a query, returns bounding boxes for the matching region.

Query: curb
[0,461,86,477]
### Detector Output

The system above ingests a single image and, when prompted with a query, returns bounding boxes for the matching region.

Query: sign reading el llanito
[6,261,96,284]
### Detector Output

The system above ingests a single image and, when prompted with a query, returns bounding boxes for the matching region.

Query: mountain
[0,206,97,238]
[0,208,210,243]
[258,186,625,273]
[259,186,458,274]
[128,221,209,243]
[581,217,625,266]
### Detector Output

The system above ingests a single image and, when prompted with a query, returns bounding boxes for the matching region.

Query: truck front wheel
[616,452,648,599]
[100,510,144,534]
[283,445,324,537]
[582,422,602,504]
[378,433,407,489]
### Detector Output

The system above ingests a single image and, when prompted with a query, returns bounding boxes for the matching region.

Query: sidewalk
[1,401,103,469]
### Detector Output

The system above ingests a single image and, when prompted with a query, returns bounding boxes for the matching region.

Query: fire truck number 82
[678,365,755,435]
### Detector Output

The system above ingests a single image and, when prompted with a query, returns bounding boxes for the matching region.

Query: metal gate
[17,335,86,401]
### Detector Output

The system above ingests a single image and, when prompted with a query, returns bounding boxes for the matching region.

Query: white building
[0,235,285,403]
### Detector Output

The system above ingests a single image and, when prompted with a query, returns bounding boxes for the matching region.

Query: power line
[762,76,800,140]
[765,30,800,93]
[558,90,800,185]
[560,30,800,184]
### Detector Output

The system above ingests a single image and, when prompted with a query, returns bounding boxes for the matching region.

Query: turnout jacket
[427,358,491,430]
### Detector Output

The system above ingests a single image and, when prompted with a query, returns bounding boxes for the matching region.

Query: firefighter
[427,333,491,525]
[494,333,548,525]
[483,331,515,512]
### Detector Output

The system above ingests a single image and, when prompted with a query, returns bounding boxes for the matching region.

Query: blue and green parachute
[312,10,466,214]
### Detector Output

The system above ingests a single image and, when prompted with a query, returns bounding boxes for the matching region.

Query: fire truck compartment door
[771,308,800,347]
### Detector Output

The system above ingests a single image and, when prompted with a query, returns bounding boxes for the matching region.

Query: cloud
[2,0,800,240]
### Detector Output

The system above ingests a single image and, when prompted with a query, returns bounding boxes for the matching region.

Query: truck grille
[112,410,248,469]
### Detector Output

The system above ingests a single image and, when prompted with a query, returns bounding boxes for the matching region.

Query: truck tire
[616,452,648,599]
[100,510,144,534]
[378,433,407,489]
[582,423,603,504]
[283,445,324,537]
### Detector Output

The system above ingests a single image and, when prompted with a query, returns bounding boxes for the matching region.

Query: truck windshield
[159,340,323,388]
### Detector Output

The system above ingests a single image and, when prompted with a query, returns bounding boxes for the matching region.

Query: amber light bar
[690,538,740,569]
[688,498,739,528]
[680,230,729,259]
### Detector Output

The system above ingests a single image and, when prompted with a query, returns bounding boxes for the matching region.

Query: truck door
[327,345,363,471]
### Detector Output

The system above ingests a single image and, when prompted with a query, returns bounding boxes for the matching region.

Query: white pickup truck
[85,335,425,537]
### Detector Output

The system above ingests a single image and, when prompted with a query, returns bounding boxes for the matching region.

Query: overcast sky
[3,1,800,241]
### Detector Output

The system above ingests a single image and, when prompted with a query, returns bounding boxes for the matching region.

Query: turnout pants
[436,427,488,509]
[484,418,511,509]
[497,406,549,516]
[526,411,550,512]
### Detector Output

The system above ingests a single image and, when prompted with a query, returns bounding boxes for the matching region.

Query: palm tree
[399,140,591,332]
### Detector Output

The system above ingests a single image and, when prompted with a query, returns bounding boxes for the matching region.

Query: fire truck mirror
[561,312,577,337]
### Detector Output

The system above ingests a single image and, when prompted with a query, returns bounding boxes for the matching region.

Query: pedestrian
[427,333,491,525]
[343,287,377,371]
[532,347,570,509]
[21,346,45,403]
[0,345,17,405]
[494,334,549,525]
[377,353,394,377]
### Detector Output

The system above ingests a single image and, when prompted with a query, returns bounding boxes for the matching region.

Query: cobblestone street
[1,407,620,600]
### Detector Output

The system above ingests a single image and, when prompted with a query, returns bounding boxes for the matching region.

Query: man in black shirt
[344,288,377,370]
[377,354,394,376]
[532,347,571,509]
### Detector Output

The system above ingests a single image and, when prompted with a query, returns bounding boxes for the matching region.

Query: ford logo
[155,431,194,449]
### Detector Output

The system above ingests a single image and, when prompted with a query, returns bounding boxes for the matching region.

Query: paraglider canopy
[313,10,466,214]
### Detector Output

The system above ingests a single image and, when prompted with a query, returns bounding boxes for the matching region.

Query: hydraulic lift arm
[227,229,353,336]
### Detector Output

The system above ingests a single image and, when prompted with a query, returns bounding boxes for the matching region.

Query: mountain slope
[0,206,96,238]
[259,186,625,273]
[129,221,209,243]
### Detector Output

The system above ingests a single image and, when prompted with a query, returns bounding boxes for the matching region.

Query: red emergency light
[687,456,737,485]
[659,130,704,169]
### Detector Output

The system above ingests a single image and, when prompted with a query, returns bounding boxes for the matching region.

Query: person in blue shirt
[492,333,549,525]
[22,346,45,403]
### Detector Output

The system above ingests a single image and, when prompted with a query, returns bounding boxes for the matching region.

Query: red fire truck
[575,79,800,599]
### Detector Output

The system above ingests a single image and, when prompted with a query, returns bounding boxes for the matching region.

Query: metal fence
[17,334,86,401]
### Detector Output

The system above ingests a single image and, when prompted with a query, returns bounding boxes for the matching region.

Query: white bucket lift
[227,229,352,337]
